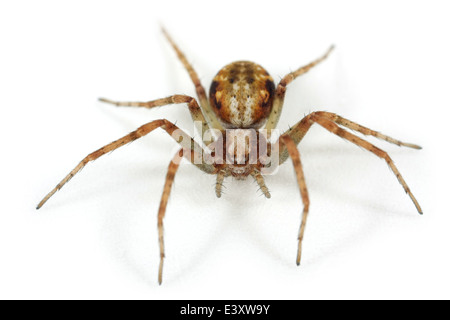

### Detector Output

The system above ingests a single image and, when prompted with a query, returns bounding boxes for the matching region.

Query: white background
[1,0,448,299]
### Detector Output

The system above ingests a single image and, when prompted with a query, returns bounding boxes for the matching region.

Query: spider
[37,27,422,285]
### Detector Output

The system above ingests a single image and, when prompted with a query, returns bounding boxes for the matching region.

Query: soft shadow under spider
[37,27,422,284]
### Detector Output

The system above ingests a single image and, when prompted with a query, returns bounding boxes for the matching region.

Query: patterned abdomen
[209,61,275,129]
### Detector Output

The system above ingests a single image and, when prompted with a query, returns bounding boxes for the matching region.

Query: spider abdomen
[209,61,275,129]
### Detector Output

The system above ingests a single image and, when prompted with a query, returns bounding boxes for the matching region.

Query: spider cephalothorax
[38,27,422,285]
[211,129,273,181]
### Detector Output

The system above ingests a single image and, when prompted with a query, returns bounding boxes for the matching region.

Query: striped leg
[158,148,183,285]
[280,136,310,266]
[161,27,224,131]
[312,115,422,214]
[37,119,216,209]
[313,111,422,149]
[265,46,334,132]
[276,112,422,214]
[99,94,213,145]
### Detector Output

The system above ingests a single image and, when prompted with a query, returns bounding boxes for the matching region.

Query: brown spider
[37,28,422,284]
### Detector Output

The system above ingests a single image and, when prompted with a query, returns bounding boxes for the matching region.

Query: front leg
[273,112,422,267]
[277,112,422,214]
[37,119,216,209]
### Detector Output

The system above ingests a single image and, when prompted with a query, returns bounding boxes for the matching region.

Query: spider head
[209,61,275,129]
[218,129,271,179]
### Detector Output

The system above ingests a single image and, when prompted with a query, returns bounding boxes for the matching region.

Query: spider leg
[161,27,224,131]
[280,135,310,265]
[314,111,422,149]
[265,45,334,132]
[158,148,184,285]
[278,112,422,214]
[251,170,271,198]
[99,95,213,145]
[37,119,216,209]
[312,115,422,214]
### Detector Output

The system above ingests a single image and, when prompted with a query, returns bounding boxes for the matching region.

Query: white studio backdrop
[0,0,448,299]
